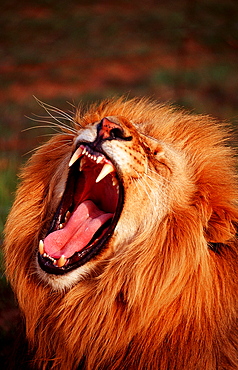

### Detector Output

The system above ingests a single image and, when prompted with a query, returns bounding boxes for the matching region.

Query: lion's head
[4,98,238,369]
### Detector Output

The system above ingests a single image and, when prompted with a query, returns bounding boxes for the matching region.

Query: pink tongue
[44,200,113,259]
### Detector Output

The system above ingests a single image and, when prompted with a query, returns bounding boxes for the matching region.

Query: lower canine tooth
[57,255,67,267]
[79,156,87,171]
[112,176,118,186]
[65,211,71,222]
[96,163,114,183]
[39,240,44,255]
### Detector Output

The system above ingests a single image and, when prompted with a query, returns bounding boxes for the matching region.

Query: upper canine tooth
[69,147,83,167]
[96,163,114,183]
[39,240,44,255]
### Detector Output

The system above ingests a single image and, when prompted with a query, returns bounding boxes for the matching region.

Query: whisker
[133,168,166,217]
[148,168,171,184]
[22,124,63,135]
[65,101,78,118]
[32,114,73,121]
[34,97,74,121]
[25,115,76,135]
[33,97,77,134]
[23,141,72,157]
[24,122,75,136]
[133,171,155,206]
[134,178,158,218]
[145,172,166,187]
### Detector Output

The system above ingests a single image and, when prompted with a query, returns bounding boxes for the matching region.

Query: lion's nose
[97,117,124,140]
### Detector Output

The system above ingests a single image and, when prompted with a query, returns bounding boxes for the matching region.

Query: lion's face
[37,112,192,291]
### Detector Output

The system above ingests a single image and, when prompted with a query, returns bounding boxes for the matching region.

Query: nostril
[97,118,122,141]
[110,127,125,139]
[97,118,132,142]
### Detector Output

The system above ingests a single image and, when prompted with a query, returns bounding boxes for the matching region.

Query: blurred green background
[0,0,238,363]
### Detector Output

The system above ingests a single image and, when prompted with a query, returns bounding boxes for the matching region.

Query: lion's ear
[205,206,237,245]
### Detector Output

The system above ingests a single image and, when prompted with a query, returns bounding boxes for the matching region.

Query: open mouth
[38,144,123,275]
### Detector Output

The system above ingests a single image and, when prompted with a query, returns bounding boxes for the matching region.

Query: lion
[4,97,238,369]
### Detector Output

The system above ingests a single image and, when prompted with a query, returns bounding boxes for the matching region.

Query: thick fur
[4,98,238,369]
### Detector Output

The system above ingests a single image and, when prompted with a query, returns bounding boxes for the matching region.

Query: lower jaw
[36,242,115,291]
[36,259,93,290]
[38,226,114,275]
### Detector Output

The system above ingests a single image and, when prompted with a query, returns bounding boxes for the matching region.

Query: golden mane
[4,98,238,369]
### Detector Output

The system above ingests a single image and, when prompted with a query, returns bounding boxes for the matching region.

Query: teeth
[70,146,117,185]
[96,163,115,183]
[39,240,44,254]
[112,176,118,186]
[43,252,56,264]
[65,211,71,222]
[79,156,87,171]
[57,255,67,267]
[96,156,103,164]
[69,147,83,167]
[59,223,64,229]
